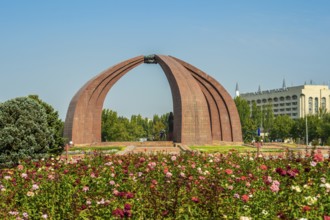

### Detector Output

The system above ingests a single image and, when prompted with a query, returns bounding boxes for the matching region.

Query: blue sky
[1,1,329,119]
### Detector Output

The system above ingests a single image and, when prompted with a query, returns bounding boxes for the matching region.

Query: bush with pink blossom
[0,151,329,219]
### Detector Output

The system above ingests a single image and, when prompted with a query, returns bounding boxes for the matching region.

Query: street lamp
[305,116,308,146]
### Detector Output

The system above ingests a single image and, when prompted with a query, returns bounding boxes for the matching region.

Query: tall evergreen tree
[28,95,65,154]
[0,97,54,167]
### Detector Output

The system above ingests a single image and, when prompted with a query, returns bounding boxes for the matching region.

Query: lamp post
[305,116,308,146]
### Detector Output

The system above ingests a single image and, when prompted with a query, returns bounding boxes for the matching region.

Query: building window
[280,108,285,112]
[262,99,267,103]
[257,99,261,104]
[268,98,272,102]
[292,102,297,105]
[274,109,278,112]
[315,98,319,113]
[292,95,298,100]
[274,97,278,102]
[286,96,291,101]
[274,104,278,107]
[280,103,285,106]
[321,97,326,110]
[286,108,291,111]
[308,97,313,113]
[286,103,291,106]
[292,113,297,116]
[280,97,285,101]
[292,107,297,111]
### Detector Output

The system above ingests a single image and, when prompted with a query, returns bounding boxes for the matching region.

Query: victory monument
[64,55,242,145]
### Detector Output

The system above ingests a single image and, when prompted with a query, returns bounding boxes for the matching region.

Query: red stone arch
[64,55,242,145]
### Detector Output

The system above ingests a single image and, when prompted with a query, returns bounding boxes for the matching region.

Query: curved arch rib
[156,55,212,145]
[64,56,144,144]
[170,56,242,142]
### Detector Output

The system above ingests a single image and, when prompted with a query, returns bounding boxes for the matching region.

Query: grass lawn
[189,145,284,153]
[68,146,125,152]
[276,143,298,148]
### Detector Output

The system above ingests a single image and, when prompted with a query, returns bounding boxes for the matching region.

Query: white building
[239,82,330,119]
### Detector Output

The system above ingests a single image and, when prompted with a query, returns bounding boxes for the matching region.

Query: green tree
[128,115,146,140]
[142,118,153,140]
[319,113,330,145]
[116,117,131,141]
[0,97,54,167]
[251,101,262,129]
[101,110,131,141]
[262,103,274,142]
[290,115,324,145]
[234,97,251,126]
[153,120,166,141]
[306,115,322,144]
[234,97,257,143]
[101,109,170,141]
[291,118,305,143]
[269,115,294,141]
[28,95,65,154]
[242,118,258,143]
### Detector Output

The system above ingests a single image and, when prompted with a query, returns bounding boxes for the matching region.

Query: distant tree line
[101,109,171,142]
[234,96,330,145]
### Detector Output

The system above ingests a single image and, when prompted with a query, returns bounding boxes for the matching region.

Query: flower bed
[0,151,329,219]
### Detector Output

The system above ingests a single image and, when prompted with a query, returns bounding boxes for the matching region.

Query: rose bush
[0,151,329,219]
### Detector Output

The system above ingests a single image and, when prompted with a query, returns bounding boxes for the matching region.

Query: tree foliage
[319,113,330,145]
[268,115,294,141]
[101,109,170,142]
[28,95,65,154]
[235,96,330,145]
[234,97,257,142]
[0,97,54,167]
[251,101,262,128]
[290,117,306,142]
[262,103,274,134]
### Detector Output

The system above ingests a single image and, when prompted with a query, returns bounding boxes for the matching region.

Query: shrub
[0,97,54,167]
[0,151,329,219]
[28,95,66,154]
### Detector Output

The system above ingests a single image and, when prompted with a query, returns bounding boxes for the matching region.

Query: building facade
[240,84,330,119]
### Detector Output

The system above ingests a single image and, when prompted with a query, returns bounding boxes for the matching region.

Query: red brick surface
[171,56,243,142]
[64,55,242,145]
